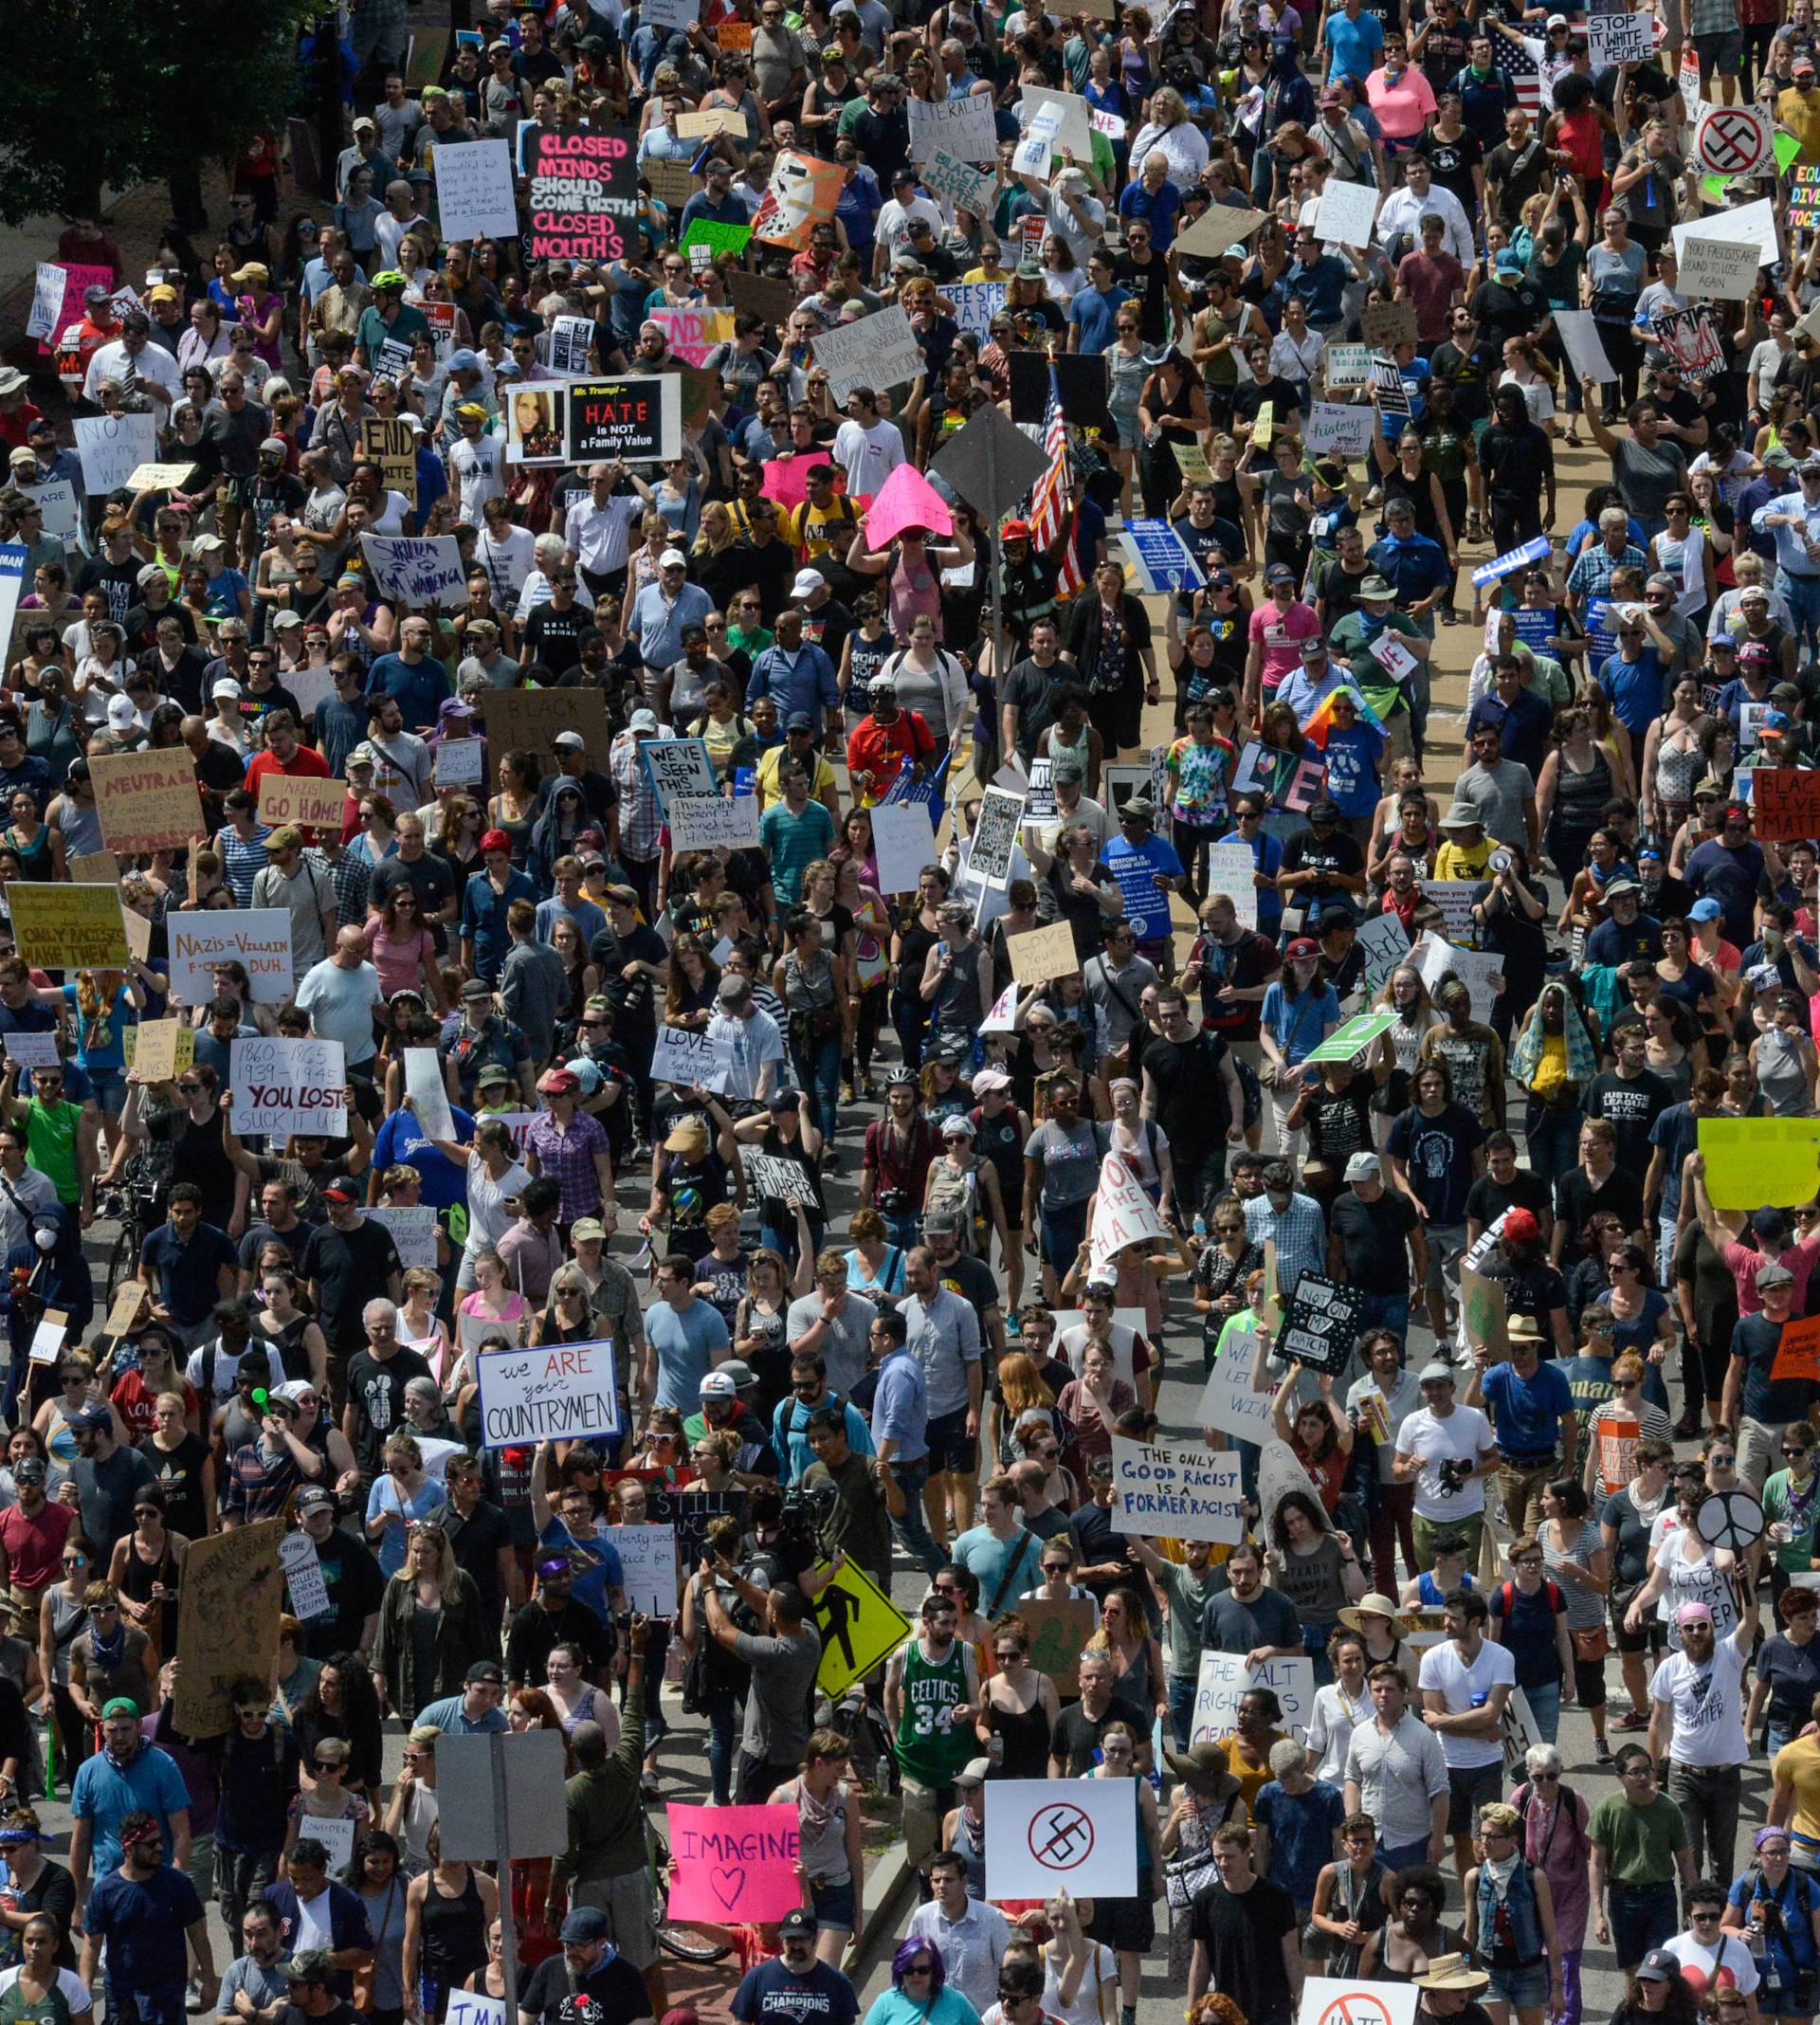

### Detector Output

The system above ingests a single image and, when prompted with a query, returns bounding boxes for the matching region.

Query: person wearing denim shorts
[1465,1801,1562,2024]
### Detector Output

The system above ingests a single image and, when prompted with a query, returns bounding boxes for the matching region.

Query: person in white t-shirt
[1662,1885,1763,2005]
[1417,1587,1518,1894]
[831,390,907,497]
[1649,1591,1759,1888]
[1394,1360,1499,1571]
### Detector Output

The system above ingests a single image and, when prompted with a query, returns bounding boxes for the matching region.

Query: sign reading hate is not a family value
[565,375,682,464]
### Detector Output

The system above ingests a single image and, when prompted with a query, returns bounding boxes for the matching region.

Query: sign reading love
[664,1803,803,1924]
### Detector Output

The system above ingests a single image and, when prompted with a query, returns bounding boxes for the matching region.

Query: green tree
[0,0,320,223]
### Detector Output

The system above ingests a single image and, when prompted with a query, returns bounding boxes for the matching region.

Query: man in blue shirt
[628,551,716,668]
[1585,880,1663,966]
[1323,0,1384,83]
[1472,1318,1575,1536]
[1369,501,1451,630]
[418,1659,511,1733]
[748,609,843,741]
[1066,249,1131,356]
[1595,612,1667,741]
[951,1474,1046,1619]
[460,837,538,984]
[1449,37,1519,148]
[869,1311,946,1579]
[370,1101,473,1212]
[70,1705,193,1903]
[1685,807,1770,948]
[365,614,449,734]
[1751,456,1820,657]
[81,1808,216,2023]
[1100,796,1185,967]
[139,1186,239,1349]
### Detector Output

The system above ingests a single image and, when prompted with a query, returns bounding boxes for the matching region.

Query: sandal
[1615,1708,1650,1730]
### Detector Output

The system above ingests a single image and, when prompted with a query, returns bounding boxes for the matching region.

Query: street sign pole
[488,1736,521,2012]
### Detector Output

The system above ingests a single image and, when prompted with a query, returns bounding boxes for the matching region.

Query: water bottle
[1192,1213,1208,1243]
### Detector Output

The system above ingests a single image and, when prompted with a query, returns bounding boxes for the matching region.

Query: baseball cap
[465,1659,505,1685]
[660,547,688,569]
[778,1909,819,1940]
[294,1485,336,1513]
[571,1218,606,1242]
[1504,1208,1540,1243]
[1265,562,1295,584]
[1299,637,1328,659]
[701,1370,737,1400]
[463,978,495,1003]
[1419,1360,1456,1384]
[791,567,824,598]
[1344,1153,1381,1182]
[559,1907,611,1943]
[973,1067,1012,1094]
[282,1952,335,1985]
[1284,937,1319,960]
[1636,1953,1678,1985]
[319,1185,355,1207]
[1688,897,1722,921]
[212,678,243,701]
[11,1458,44,1485]
[628,708,659,733]
[537,1067,581,1096]
[553,729,587,749]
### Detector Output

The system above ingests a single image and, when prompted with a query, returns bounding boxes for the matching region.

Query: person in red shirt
[0,373,43,456]
[69,287,119,383]
[0,1453,73,1608]
[55,222,124,289]
[107,1329,201,1443]
[846,677,936,806]
[243,709,334,844]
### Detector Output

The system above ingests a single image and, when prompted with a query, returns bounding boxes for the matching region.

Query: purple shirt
[524,1108,610,1222]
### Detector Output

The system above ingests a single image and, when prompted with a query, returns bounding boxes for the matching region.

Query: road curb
[846,1842,917,1980]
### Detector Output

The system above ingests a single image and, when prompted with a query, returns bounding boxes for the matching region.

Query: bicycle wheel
[649,1830,731,1963]
[104,1218,138,1306]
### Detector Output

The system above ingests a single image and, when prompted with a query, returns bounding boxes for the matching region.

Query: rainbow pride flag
[1302,683,1388,749]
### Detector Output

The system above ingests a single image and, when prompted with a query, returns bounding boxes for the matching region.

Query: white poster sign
[1193,1341,1276,1443]
[1355,909,1410,996]
[73,413,157,496]
[167,909,295,1007]
[980,982,1019,1034]
[1192,1650,1318,1742]
[358,534,467,609]
[27,266,64,343]
[1312,177,1380,248]
[228,1038,347,1139]
[641,737,719,812]
[434,137,520,240]
[300,1811,357,1875]
[1299,1979,1421,2025]
[474,1338,622,1449]
[2,1033,60,1074]
[649,1024,731,1093]
[447,1993,509,2025]
[1412,931,1505,1024]
[1202,839,1259,928]
[811,306,926,402]
[612,1522,681,1614]
[280,1529,331,1620]
[982,1778,1139,1900]
[871,799,939,895]
[1088,1151,1169,1275]
[1553,307,1617,388]
[1678,234,1765,301]
[1303,402,1374,459]
[666,794,762,850]
[1588,8,1652,64]
[1015,85,1095,156]
[1109,1436,1246,1543]
[1672,195,1778,271]
[372,1206,438,1270]
[404,1048,456,1144]
[908,92,998,165]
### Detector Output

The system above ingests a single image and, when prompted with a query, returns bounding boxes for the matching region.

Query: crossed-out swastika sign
[1693,104,1772,175]
[983,1779,1138,1897]
[1028,1802,1096,1870]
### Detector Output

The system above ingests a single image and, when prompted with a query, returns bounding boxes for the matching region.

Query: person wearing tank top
[887,1607,980,1870]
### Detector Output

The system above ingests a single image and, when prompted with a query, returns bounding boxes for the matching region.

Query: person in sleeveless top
[939,1775,990,1901]
[976,1616,1060,1779]
[402,1825,498,2022]
[770,1728,864,1965]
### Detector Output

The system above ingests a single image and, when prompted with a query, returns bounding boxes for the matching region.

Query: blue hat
[447,349,482,374]
[558,1907,611,1943]
[1494,249,1522,274]
[1689,897,1722,921]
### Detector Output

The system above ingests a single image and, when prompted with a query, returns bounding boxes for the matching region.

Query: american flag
[1508,34,1547,120]
[1028,366,1084,600]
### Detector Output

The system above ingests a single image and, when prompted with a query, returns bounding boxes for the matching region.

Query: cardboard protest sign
[666,1804,803,1922]
[173,1520,286,1735]
[1303,402,1374,460]
[1678,234,1764,301]
[228,1037,347,1139]
[667,795,761,850]
[120,1021,193,1081]
[725,268,796,323]
[805,1555,912,1698]
[167,910,293,1007]
[89,750,204,853]
[477,686,610,769]
[1772,1312,1820,1383]
[641,736,719,812]
[435,137,519,239]
[970,787,1027,892]
[924,152,998,219]
[361,417,418,507]
[984,1778,1139,1900]
[1413,932,1503,1023]
[359,534,466,607]
[1017,1596,1100,1694]
[564,375,682,463]
[908,92,998,164]
[1749,769,1820,843]
[1588,7,1651,63]
[434,739,485,787]
[475,1338,622,1448]
[1359,298,1419,348]
[1110,1436,1245,1543]
[1277,1273,1368,1375]
[811,306,926,401]
[1698,1116,1820,1212]
[1460,1263,1510,1360]
[256,775,347,830]
[1673,194,1778,272]
[1192,1651,1316,1742]
[1016,84,1095,155]
[1007,921,1078,986]
[526,129,640,264]
[7,885,129,970]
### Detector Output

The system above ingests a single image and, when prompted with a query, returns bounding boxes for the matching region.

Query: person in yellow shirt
[962,236,1015,283]
[1779,64,1820,164]
[755,714,842,815]
[783,462,863,566]
[1433,804,1494,881]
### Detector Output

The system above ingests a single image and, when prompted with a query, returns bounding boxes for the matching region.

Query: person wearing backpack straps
[951,1473,1045,1625]
[1723,1826,1820,2018]
[1486,1536,1577,1744]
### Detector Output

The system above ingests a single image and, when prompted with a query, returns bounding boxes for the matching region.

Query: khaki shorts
[574,1870,656,1970]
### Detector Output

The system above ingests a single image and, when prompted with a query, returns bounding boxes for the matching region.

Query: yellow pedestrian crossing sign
[807,1556,912,1697]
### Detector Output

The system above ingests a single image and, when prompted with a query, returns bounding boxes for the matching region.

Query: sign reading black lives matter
[1278,1273,1368,1376]
[526,130,640,264]
[565,375,682,464]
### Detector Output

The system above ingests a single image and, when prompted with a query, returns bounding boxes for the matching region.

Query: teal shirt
[952,1523,1045,1620]
[760,798,837,905]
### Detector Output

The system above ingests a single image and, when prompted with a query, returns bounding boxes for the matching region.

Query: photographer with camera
[801,1405,893,1593]
[1393,1361,1499,1575]
[701,1562,824,1805]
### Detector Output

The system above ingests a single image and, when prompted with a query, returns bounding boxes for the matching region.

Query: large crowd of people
[10,3,1820,2025]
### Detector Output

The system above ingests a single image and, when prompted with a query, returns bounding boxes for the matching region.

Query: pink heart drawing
[710,1865,747,1912]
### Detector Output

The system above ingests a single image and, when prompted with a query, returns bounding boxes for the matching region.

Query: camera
[781,1481,836,1547]
[1436,1457,1474,1495]
[878,1188,909,1215]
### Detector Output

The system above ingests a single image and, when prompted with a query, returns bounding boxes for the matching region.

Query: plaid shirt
[524,1109,611,1223]
[1244,1191,1328,1302]
[610,729,666,863]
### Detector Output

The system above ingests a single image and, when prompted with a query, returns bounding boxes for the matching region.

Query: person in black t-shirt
[1048,1649,1123,1774]
[520,1906,651,2025]
[339,1303,427,1478]
[1141,989,1242,1220]
[1187,1822,1301,2022]
[1287,1059,1378,1204]
[1278,803,1367,930]
[291,1486,386,1658]
[1328,1151,1423,1310]
[1551,1121,1647,1270]
[1465,1132,1555,1246]
[1582,1031,1674,1175]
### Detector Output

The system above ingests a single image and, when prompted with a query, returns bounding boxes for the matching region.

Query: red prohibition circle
[1319,1996,1398,2025]
[1028,1802,1097,1871]
[1700,112,1761,173]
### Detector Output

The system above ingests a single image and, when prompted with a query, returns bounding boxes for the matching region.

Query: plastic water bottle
[1192,1213,1208,1243]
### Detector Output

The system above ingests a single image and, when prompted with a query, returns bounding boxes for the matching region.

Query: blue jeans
[1779,567,1820,658]
[1168,1673,1198,1751]
[707,1690,738,1806]
[1524,1678,1563,1742]
[1609,1880,1679,1971]
[1359,1293,1411,1343]
[1040,1199,1090,1274]
[888,1455,948,1578]
[790,1031,842,1142]
[1525,1099,1584,1190]
[1382,1836,1434,1871]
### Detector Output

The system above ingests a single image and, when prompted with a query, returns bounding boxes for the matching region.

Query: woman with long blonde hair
[369,1523,489,1723]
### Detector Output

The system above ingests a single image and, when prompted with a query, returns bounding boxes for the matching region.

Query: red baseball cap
[1503,1208,1539,1243]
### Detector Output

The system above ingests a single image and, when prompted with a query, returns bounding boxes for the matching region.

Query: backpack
[924,1159,986,1253]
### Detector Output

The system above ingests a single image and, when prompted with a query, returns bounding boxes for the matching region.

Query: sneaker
[1594,1737,1614,1765]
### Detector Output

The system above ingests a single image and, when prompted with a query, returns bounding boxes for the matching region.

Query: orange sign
[1772,1312,1820,1383]
[1752,769,1820,844]
[717,21,754,46]
[1595,1412,1640,1497]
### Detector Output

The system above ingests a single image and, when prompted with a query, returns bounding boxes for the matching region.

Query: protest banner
[120,1024,193,1080]
[361,417,418,506]
[983,1778,1139,1900]
[1192,1651,1316,1742]
[675,108,744,138]
[869,801,939,896]
[1554,308,1617,387]
[130,1020,187,1086]
[947,281,1008,338]
[1372,361,1409,420]
[26,265,64,344]
[1359,298,1420,349]
[1121,519,1204,595]
[475,1338,622,1448]
[649,306,735,367]
[564,375,682,463]
[435,137,519,239]
[678,221,753,268]
[805,1555,912,1698]
[970,787,1027,892]
[1593,1411,1644,1495]
[908,92,998,164]
[1314,178,1380,248]
[1589,8,1651,63]
[1012,100,1065,174]
[1007,921,1078,987]
[174,1519,286,1735]
[1326,343,1371,389]
[7,885,129,970]
[1090,1152,1170,1276]
[1460,1264,1510,1360]
[88,750,204,853]
[1194,1341,1276,1443]
[256,774,347,830]
[434,739,485,788]
[228,1038,347,1139]
[864,464,955,548]
[548,315,595,376]
[372,1206,438,1272]
[649,1024,731,1094]
[1303,402,1374,460]
[404,1048,456,1144]
[477,686,610,768]
[1110,1436,1245,1543]
[749,152,844,249]
[924,152,998,219]
[18,476,78,546]
[73,413,157,496]
[1279,1274,1369,1377]
[738,1145,817,1204]
[526,129,639,264]
[666,1804,802,1922]
[359,534,466,608]
[278,1527,330,1623]
[167,910,293,1007]
[1679,235,1764,301]
[1470,535,1553,590]
[1304,1011,1398,1064]
[1693,101,1774,177]
[1653,305,1726,377]
[1201,839,1259,929]
[667,795,761,850]
[505,383,567,466]
[1773,1313,1820,1383]
[612,1522,681,1615]
[1793,162,1820,230]
[1356,911,1410,996]
[1413,932,1503,1022]
[26,1307,67,1367]
[1748,769,1820,843]
[1016,83,1094,155]
[641,735,719,811]
[1299,1979,1420,2025]
[811,307,926,401]
[122,463,196,495]
[1162,203,1273,261]
[1018,1596,1100,1694]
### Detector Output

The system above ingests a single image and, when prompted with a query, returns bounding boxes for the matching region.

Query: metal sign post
[438,1728,571,2005]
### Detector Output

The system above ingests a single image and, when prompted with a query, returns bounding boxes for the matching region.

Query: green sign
[680,218,754,261]
[1303,1011,1399,1065]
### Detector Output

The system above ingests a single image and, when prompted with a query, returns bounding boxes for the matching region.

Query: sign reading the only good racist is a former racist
[1109,1435,1245,1543]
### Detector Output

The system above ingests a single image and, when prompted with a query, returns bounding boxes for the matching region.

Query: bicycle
[646,1815,730,1963]
[100,1187,155,1307]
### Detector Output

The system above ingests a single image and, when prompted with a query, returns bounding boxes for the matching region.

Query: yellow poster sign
[1006,921,1078,987]
[8,885,129,970]
[806,1556,911,1699]
[1698,1116,1820,1212]
[124,1019,194,1082]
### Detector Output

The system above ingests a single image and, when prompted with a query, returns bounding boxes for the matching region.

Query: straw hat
[1338,1594,1406,1634]
[1161,1740,1242,1801]
[1415,1956,1491,1994]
